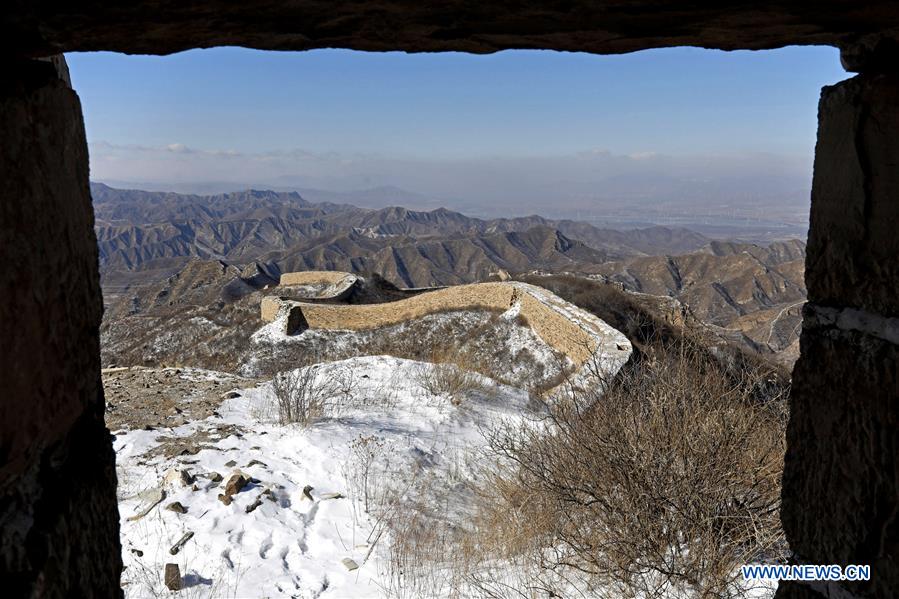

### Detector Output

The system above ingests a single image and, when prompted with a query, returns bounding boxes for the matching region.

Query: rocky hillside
[93,183,712,292]
[588,239,806,363]
[95,184,807,366]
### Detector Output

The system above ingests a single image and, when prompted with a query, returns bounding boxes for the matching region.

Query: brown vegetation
[374,339,789,598]
[271,360,340,426]
[466,340,789,597]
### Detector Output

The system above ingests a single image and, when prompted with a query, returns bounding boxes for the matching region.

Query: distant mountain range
[94,182,807,365]
[92,183,712,291]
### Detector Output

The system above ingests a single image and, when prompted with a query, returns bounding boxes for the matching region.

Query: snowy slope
[116,357,536,598]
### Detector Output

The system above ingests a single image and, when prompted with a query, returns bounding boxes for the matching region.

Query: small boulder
[166,502,187,514]
[218,493,233,506]
[341,558,359,571]
[163,468,194,488]
[245,497,264,513]
[224,472,249,496]
[208,472,223,483]
[302,485,314,501]
[225,460,237,467]
[164,563,181,591]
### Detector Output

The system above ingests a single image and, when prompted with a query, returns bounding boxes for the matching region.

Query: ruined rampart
[261,282,630,371]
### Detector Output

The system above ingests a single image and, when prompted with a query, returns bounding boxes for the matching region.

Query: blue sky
[66,46,848,216]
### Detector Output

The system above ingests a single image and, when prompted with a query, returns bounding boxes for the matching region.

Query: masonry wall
[0,56,122,597]
[261,282,618,368]
[279,271,353,286]
[777,72,899,599]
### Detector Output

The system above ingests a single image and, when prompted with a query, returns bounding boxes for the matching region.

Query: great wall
[262,271,632,380]
[276,270,360,300]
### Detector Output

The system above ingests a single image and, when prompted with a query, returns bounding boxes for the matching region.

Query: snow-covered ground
[246,307,571,388]
[116,356,537,598]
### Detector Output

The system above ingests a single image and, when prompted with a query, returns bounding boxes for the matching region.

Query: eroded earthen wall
[0,57,122,597]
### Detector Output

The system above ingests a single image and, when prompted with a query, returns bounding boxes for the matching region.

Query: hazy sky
[67,46,848,216]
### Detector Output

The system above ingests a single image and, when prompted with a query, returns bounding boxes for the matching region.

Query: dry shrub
[345,434,387,513]
[468,339,789,598]
[412,346,488,404]
[378,500,458,599]
[271,362,340,426]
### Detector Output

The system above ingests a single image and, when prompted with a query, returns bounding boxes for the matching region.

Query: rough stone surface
[278,271,359,300]
[165,502,187,514]
[778,72,899,599]
[0,57,122,597]
[806,73,899,317]
[5,1,899,71]
[223,473,249,497]
[163,469,194,488]
[780,323,899,598]
[164,563,181,591]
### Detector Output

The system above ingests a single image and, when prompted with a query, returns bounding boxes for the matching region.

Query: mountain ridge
[92,183,718,291]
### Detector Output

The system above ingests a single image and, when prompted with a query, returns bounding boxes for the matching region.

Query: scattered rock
[245,497,264,513]
[218,493,232,506]
[208,472,223,482]
[169,531,194,555]
[224,472,249,496]
[163,468,194,487]
[225,460,237,467]
[166,501,187,514]
[341,558,359,571]
[130,548,144,557]
[164,563,181,591]
[245,459,267,468]
[302,485,314,501]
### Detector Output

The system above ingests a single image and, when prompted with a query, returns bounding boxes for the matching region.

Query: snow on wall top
[276,271,359,300]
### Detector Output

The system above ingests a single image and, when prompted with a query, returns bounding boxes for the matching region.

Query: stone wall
[5,3,899,598]
[777,72,899,599]
[279,270,353,287]
[0,56,122,597]
[7,1,899,71]
[261,282,630,370]
[279,271,358,300]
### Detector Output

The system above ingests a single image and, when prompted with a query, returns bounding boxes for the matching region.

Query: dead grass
[411,346,490,404]
[468,339,789,598]
[374,338,789,598]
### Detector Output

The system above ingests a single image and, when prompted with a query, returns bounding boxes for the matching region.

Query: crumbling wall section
[261,281,631,370]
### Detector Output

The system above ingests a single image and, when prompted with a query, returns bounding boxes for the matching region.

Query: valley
[97,184,799,597]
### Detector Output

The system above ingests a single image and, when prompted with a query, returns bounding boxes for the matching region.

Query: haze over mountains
[96,171,810,240]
